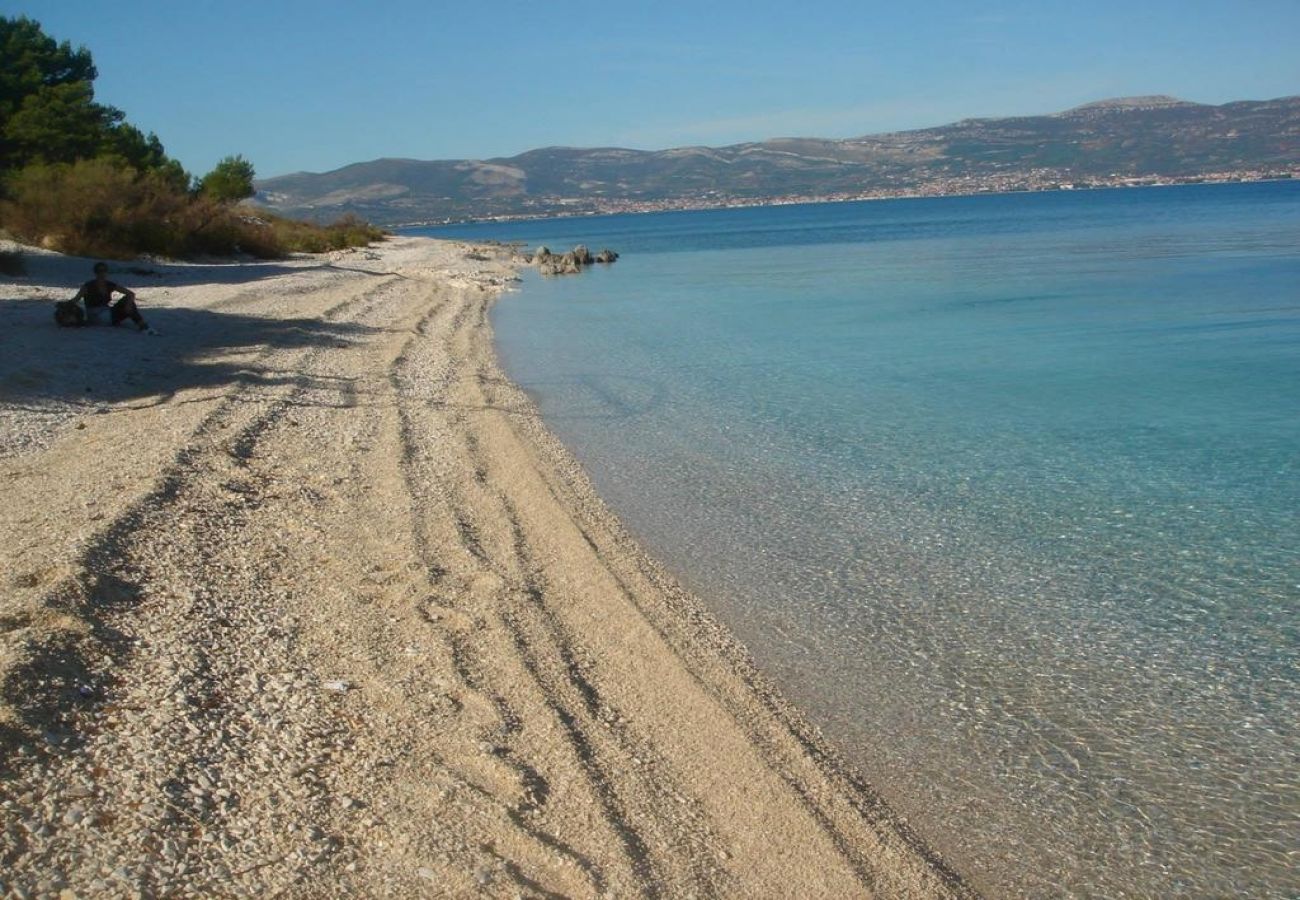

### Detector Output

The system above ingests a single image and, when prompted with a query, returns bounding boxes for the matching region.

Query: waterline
[417,182,1300,896]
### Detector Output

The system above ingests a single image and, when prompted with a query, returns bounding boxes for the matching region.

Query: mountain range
[255,95,1300,225]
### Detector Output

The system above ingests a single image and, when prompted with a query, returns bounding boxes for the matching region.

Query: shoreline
[0,237,971,896]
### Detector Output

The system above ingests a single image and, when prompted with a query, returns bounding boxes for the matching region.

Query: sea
[412,181,1300,898]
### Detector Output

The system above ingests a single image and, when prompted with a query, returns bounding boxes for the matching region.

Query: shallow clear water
[416,183,1300,897]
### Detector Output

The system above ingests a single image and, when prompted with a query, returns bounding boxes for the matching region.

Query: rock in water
[534,244,618,274]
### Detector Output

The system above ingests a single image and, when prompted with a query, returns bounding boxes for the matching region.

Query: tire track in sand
[391,281,736,898]
[387,290,623,896]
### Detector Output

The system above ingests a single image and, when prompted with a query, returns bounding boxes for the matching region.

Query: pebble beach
[0,237,968,898]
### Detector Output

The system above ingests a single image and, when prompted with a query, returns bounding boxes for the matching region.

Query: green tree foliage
[0,16,383,259]
[4,81,119,165]
[106,123,190,192]
[0,15,184,178]
[199,155,256,202]
[0,16,96,121]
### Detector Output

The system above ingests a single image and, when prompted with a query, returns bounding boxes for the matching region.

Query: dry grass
[1,159,386,261]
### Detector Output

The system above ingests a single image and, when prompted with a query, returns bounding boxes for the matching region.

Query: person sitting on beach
[72,262,156,334]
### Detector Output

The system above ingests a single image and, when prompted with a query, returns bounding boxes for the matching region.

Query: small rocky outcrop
[538,252,581,276]
[532,244,619,276]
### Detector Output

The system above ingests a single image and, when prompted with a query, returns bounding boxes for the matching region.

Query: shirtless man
[73,262,156,334]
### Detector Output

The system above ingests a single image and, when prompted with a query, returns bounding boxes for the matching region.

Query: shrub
[1,157,177,257]
[258,212,387,254]
[0,158,386,261]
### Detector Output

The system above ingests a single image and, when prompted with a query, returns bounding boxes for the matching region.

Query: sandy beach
[0,236,971,898]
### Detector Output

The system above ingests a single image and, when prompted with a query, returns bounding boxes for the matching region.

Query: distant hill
[255,95,1300,224]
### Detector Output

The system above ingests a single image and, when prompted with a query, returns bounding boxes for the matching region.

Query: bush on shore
[0,16,386,262]
[0,157,386,260]
[260,213,387,254]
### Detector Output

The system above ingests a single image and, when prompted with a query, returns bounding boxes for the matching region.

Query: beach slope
[0,237,969,897]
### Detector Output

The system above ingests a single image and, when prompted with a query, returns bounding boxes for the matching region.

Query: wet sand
[0,237,971,897]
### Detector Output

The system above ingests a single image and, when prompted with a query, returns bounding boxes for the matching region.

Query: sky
[5,0,1298,179]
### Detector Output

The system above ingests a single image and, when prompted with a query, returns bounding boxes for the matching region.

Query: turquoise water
[416,183,1300,897]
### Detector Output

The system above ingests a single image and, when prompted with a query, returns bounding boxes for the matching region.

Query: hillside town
[445,167,1299,224]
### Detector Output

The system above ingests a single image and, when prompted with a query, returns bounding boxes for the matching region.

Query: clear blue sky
[6,0,1298,179]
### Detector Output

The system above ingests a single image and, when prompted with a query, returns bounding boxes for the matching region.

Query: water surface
[416,183,1300,897]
